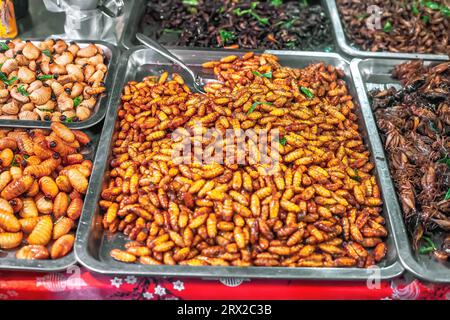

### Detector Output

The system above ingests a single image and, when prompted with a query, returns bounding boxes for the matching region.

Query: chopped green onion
[0,42,9,51]
[182,0,198,6]
[219,29,236,44]
[37,74,54,81]
[279,137,287,146]
[419,235,437,254]
[42,49,52,58]
[412,3,420,15]
[38,109,54,113]
[419,245,435,254]
[63,117,74,123]
[11,155,19,167]
[285,41,296,49]
[437,155,450,167]
[441,6,450,16]
[251,2,259,9]
[423,1,440,10]
[163,28,183,34]
[0,72,17,86]
[270,0,282,7]
[232,5,269,26]
[323,46,333,52]
[252,71,272,79]
[383,21,393,33]
[73,96,83,108]
[17,85,30,96]
[300,87,314,99]
[445,188,450,200]
[247,101,273,114]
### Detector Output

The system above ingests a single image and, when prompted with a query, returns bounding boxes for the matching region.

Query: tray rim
[324,0,450,61]
[0,39,120,130]
[75,47,405,279]
[350,57,450,283]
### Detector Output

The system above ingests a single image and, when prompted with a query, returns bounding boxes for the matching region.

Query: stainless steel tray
[120,0,339,54]
[350,58,450,283]
[324,0,450,61]
[0,123,102,272]
[0,40,120,130]
[75,47,404,279]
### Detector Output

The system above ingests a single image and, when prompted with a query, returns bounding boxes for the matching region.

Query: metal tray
[350,58,450,283]
[120,0,339,54]
[75,47,404,279]
[0,122,102,272]
[324,0,450,61]
[0,40,120,130]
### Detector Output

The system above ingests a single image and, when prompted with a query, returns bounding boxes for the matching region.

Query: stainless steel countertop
[16,0,136,45]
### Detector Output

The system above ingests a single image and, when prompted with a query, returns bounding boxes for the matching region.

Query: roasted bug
[103,53,387,268]
[0,39,107,122]
[0,123,91,260]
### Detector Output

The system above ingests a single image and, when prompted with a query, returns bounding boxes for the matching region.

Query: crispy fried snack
[103,53,387,268]
[0,123,91,259]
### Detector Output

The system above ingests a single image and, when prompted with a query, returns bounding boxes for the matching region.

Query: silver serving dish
[324,0,449,61]
[350,58,450,283]
[0,40,120,129]
[74,47,404,279]
[0,123,102,271]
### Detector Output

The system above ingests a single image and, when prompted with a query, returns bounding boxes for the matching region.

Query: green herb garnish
[17,85,30,96]
[252,71,272,79]
[182,0,198,6]
[445,188,450,201]
[0,42,9,51]
[163,28,183,34]
[233,4,269,25]
[285,41,296,49]
[279,137,287,146]
[218,6,225,13]
[73,96,83,108]
[247,101,273,114]
[437,155,450,167]
[63,117,74,123]
[42,49,52,58]
[422,15,430,23]
[270,0,282,7]
[0,72,17,86]
[423,1,440,10]
[300,87,314,99]
[412,3,420,15]
[37,74,54,81]
[11,155,19,167]
[383,21,393,33]
[419,235,437,254]
[219,29,236,44]
[441,6,450,16]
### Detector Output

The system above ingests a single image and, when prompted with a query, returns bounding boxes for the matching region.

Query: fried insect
[103,53,387,268]
[0,123,91,260]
